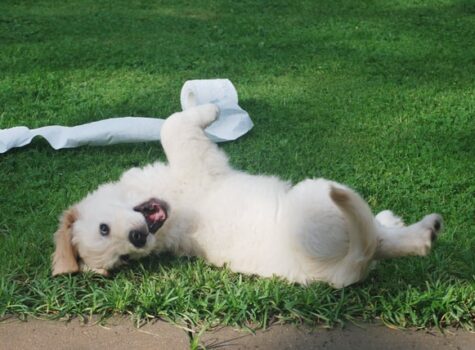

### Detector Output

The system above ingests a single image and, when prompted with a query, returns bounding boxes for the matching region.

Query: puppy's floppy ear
[51,207,80,276]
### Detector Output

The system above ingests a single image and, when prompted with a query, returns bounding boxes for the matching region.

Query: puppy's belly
[191,173,309,281]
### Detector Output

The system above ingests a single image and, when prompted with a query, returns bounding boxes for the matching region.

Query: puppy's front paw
[194,103,219,127]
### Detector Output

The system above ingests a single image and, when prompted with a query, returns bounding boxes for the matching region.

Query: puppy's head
[51,183,168,276]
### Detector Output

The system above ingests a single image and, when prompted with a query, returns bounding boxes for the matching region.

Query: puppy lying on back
[52,104,442,288]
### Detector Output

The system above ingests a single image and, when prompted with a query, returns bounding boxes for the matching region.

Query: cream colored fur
[52,104,443,288]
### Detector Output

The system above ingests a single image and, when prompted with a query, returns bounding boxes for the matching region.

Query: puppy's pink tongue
[148,210,166,222]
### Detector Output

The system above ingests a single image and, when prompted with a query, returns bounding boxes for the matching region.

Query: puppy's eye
[99,223,110,236]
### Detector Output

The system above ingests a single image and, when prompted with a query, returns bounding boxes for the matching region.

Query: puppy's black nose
[129,230,148,248]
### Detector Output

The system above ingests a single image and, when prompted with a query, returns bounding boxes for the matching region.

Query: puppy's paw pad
[416,214,443,256]
[421,213,443,240]
[375,210,405,228]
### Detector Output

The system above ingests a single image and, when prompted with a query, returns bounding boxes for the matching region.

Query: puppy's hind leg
[375,213,443,259]
[375,210,405,228]
[161,104,231,177]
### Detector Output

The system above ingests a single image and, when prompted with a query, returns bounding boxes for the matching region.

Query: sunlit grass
[1,0,474,330]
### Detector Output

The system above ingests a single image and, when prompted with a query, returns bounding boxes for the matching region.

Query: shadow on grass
[0,0,473,88]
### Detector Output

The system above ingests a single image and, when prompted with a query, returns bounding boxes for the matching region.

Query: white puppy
[52,104,443,288]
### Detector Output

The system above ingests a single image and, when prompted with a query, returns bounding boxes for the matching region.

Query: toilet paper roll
[0,79,253,153]
[180,79,239,110]
[181,79,253,142]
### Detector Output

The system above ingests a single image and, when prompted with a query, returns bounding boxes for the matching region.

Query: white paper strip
[0,79,253,153]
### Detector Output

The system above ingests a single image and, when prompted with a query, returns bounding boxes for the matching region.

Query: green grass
[1,0,474,331]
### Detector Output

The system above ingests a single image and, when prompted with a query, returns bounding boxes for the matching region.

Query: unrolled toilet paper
[0,79,253,153]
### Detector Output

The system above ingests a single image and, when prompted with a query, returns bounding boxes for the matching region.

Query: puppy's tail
[329,185,377,263]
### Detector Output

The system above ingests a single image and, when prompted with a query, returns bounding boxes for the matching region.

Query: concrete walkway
[0,317,473,349]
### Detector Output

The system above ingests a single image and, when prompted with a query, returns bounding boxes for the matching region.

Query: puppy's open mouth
[133,198,169,233]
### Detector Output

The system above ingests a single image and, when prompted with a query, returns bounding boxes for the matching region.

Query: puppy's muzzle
[129,229,148,248]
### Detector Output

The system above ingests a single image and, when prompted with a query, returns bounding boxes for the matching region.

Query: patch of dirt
[0,316,473,350]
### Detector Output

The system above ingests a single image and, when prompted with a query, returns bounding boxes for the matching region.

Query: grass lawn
[1,0,474,331]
